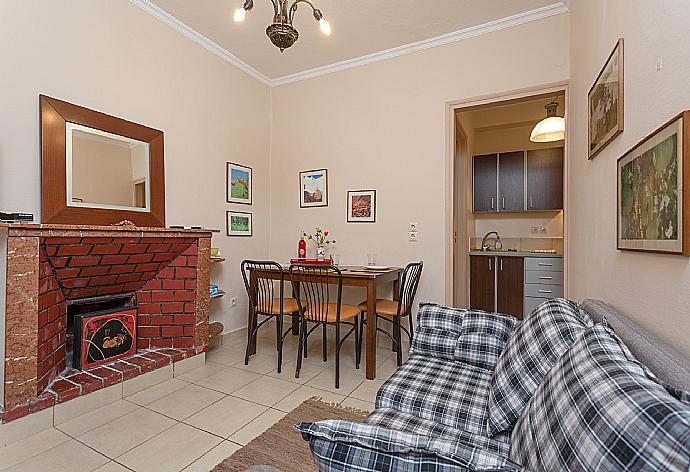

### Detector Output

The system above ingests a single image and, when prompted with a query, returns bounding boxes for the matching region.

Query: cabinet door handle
[538,289,553,294]
[490,198,494,209]
[488,258,492,271]
[538,263,553,267]
[529,196,534,208]
[500,259,503,271]
[539,276,553,280]
[502,197,505,209]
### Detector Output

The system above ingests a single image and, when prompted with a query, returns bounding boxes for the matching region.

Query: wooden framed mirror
[40,95,165,226]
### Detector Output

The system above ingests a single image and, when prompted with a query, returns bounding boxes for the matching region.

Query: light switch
[409,231,418,242]
[409,222,418,232]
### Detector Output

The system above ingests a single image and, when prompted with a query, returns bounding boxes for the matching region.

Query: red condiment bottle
[298,231,307,259]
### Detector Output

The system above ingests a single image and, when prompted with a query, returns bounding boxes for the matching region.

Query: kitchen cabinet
[527,148,564,211]
[470,255,494,312]
[496,256,524,318]
[472,147,563,213]
[469,255,523,319]
[498,151,525,212]
[523,256,565,318]
[472,154,498,212]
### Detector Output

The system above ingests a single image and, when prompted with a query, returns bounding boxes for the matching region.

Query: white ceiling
[140,0,568,84]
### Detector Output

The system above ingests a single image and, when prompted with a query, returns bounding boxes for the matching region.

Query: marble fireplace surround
[0,223,213,423]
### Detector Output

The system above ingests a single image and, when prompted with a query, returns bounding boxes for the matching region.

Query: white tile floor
[0,321,407,472]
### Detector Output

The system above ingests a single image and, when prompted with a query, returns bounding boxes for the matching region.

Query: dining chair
[289,264,361,389]
[241,260,302,374]
[358,261,423,366]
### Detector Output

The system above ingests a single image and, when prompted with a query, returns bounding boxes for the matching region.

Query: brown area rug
[211,398,370,472]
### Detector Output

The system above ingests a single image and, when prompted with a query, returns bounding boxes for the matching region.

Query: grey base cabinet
[523,256,564,318]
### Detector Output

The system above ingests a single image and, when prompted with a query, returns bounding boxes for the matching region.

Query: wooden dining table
[247,265,403,380]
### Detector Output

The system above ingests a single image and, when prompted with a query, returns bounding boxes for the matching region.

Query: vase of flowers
[306,227,336,261]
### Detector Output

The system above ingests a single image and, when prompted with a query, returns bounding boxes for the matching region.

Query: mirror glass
[66,123,150,211]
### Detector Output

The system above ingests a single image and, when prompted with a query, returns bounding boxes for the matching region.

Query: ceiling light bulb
[319,18,331,35]
[234,8,247,22]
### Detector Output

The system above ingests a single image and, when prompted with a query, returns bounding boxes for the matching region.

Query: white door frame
[444,81,570,306]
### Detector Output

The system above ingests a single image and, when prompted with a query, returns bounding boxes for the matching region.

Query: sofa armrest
[409,303,466,360]
[296,420,527,472]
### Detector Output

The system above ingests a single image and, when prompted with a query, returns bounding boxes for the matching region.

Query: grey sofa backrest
[581,299,690,391]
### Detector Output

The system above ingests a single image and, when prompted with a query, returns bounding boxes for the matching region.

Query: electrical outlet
[540,226,548,234]
[530,226,540,235]
[409,222,418,232]
[231,297,238,307]
[409,231,418,242]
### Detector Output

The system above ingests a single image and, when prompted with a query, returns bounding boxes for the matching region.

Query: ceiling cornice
[130,0,272,84]
[131,1,569,88]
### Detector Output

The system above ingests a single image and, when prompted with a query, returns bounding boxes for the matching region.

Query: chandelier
[233,0,331,52]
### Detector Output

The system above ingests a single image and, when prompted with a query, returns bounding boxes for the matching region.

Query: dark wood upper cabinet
[470,255,495,312]
[527,148,563,211]
[498,151,525,212]
[472,154,498,212]
[496,256,524,319]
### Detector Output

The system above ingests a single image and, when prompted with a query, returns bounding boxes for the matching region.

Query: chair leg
[354,314,361,369]
[304,321,309,358]
[276,316,281,351]
[322,323,328,362]
[395,316,403,367]
[359,313,365,362]
[408,313,415,343]
[244,312,258,366]
[296,319,305,379]
[392,314,401,352]
[277,315,283,374]
[335,322,340,389]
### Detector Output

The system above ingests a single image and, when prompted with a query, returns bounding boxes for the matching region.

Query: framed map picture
[300,169,328,208]
[589,38,624,159]
[617,111,689,255]
[227,210,253,237]
[347,190,376,223]
[226,162,252,205]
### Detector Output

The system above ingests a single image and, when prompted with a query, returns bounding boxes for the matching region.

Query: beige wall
[71,136,135,207]
[568,0,690,356]
[270,15,570,306]
[0,0,271,333]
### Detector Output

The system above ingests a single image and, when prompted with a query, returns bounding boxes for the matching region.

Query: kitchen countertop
[469,251,563,258]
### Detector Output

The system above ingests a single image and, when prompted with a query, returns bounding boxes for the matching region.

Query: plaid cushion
[366,408,510,456]
[454,311,520,371]
[376,356,493,435]
[509,323,690,471]
[296,420,527,472]
[487,298,593,437]
[409,303,466,360]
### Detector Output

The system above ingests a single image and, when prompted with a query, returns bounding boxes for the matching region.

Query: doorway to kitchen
[447,84,568,318]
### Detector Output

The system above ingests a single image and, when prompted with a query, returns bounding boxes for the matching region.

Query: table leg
[291,281,301,335]
[248,275,257,355]
[365,280,377,380]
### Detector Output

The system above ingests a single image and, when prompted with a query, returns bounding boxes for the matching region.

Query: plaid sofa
[297,300,690,471]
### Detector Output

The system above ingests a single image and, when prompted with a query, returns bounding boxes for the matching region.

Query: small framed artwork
[617,111,689,255]
[226,210,253,237]
[299,169,328,208]
[347,190,376,223]
[226,162,252,205]
[589,38,624,159]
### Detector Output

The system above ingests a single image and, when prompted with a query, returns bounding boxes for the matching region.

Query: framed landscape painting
[226,210,253,237]
[617,111,689,255]
[347,190,376,223]
[300,169,328,208]
[226,162,252,204]
[589,38,624,159]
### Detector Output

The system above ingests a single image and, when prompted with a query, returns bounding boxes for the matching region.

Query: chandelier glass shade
[234,0,330,52]
[530,100,566,143]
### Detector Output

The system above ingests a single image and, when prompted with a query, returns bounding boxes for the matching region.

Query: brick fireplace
[0,224,213,423]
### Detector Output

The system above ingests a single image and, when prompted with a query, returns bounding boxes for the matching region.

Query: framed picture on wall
[588,38,624,159]
[347,190,376,223]
[299,169,328,208]
[226,162,252,205]
[226,210,253,237]
[617,111,689,255]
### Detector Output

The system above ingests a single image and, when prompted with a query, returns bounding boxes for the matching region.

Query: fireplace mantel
[0,223,217,423]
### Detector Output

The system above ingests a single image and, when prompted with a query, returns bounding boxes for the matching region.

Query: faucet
[481,231,502,251]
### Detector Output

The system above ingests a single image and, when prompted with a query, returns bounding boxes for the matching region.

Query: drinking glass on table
[331,254,341,266]
[366,253,377,266]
